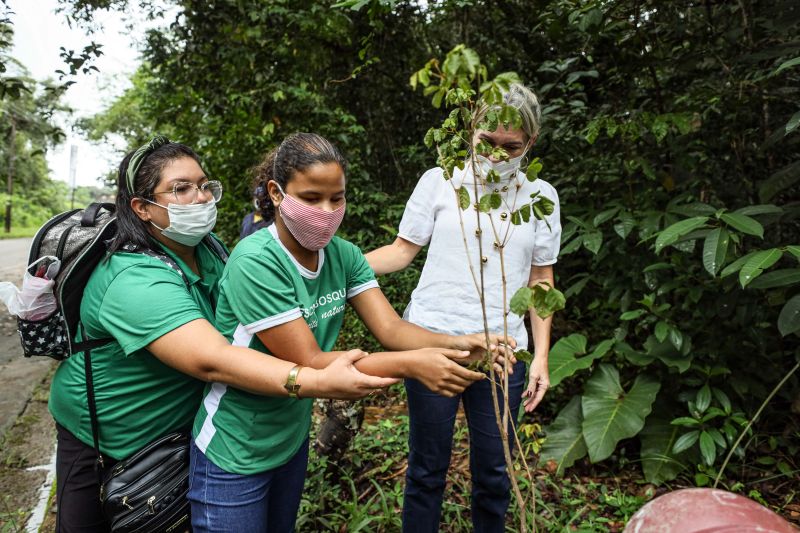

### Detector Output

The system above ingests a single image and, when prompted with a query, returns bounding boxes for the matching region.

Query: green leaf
[783,110,799,136]
[515,349,533,364]
[672,430,700,454]
[786,245,800,260]
[526,158,542,181]
[620,309,645,320]
[712,387,731,413]
[478,193,493,212]
[457,186,470,210]
[696,384,711,413]
[778,294,800,336]
[655,321,669,343]
[720,213,764,239]
[748,269,800,289]
[699,431,716,466]
[669,327,683,351]
[720,251,759,278]
[509,286,532,316]
[583,231,602,254]
[532,284,566,319]
[670,417,701,427]
[759,161,800,203]
[548,334,594,388]
[593,207,620,228]
[590,339,614,359]
[614,211,636,239]
[654,217,708,253]
[739,248,783,288]
[540,396,588,475]
[581,365,661,462]
[774,56,800,75]
[734,204,783,217]
[640,417,686,485]
[702,228,730,276]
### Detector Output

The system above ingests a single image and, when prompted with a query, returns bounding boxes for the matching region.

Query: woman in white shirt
[366,84,561,532]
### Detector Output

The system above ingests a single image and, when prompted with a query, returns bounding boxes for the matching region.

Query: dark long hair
[251,133,347,225]
[108,142,203,254]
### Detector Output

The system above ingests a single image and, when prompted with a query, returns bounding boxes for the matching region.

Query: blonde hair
[476,83,542,141]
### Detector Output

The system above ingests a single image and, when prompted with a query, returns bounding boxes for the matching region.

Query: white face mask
[476,152,526,182]
[147,200,217,246]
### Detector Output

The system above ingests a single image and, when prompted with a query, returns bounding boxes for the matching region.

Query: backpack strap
[120,242,190,287]
[203,234,229,263]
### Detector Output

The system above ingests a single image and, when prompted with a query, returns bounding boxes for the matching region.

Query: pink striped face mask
[274,181,346,251]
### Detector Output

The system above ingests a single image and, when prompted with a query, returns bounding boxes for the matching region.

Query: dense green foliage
[63,0,799,496]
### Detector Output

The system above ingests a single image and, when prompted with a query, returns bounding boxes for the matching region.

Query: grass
[0,227,37,239]
[298,401,654,532]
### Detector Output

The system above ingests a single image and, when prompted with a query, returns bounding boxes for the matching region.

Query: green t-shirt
[49,238,226,460]
[192,224,378,474]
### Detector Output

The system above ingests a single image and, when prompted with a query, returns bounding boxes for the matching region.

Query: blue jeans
[188,438,309,533]
[403,360,526,533]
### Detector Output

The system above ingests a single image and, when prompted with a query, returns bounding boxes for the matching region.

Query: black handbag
[83,328,192,533]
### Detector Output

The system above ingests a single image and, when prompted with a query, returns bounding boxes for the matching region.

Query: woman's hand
[451,332,518,375]
[308,349,400,400]
[408,348,485,397]
[522,356,549,413]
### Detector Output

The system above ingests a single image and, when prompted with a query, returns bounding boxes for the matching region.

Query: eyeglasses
[152,180,223,204]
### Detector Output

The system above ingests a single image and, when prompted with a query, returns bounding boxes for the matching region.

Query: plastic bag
[0,256,61,321]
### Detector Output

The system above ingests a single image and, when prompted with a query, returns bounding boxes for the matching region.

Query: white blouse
[397,165,561,351]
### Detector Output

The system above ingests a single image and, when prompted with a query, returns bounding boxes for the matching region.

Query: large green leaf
[702,228,729,276]
[720,213,764,238]
[778,294,800,337]
[581,365,661,462]
[739,248,783,288]
[640,416,686,485]
[549,334,592,387]
[540,396,588,475]
[746,269,800,289]
[654,217,708,253]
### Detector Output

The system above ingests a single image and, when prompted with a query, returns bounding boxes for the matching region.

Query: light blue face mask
[147,200,217,246]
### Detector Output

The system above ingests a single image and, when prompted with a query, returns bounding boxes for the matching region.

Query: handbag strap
[81,322,106,490]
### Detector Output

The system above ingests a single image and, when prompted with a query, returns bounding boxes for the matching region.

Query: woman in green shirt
[49,137,399,533]
[189,133,513,532]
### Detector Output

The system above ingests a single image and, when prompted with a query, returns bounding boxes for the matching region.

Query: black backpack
[17,202,228,360]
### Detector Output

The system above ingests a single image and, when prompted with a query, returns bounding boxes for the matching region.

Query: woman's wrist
[295,367,322,398]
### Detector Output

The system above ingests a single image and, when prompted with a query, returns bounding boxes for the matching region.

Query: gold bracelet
[284,365,304,398]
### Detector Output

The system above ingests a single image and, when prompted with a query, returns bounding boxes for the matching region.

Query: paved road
[0,237,55,434]
[0,237,32,283]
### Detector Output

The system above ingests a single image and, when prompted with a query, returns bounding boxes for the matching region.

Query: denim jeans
[188,438,309,533]
[402,360,526,533]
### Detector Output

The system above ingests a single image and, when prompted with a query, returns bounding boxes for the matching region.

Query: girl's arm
[255,313,485,397]
[364,237,422,276]
[349,287,513,354]
[146,318,398,399]
[522,265,554,413]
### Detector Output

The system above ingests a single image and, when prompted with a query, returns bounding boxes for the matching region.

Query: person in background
[365,84,562,532]
[239,183,269,239]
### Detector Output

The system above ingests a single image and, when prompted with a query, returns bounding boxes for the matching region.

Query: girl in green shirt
[189,133,513,532]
